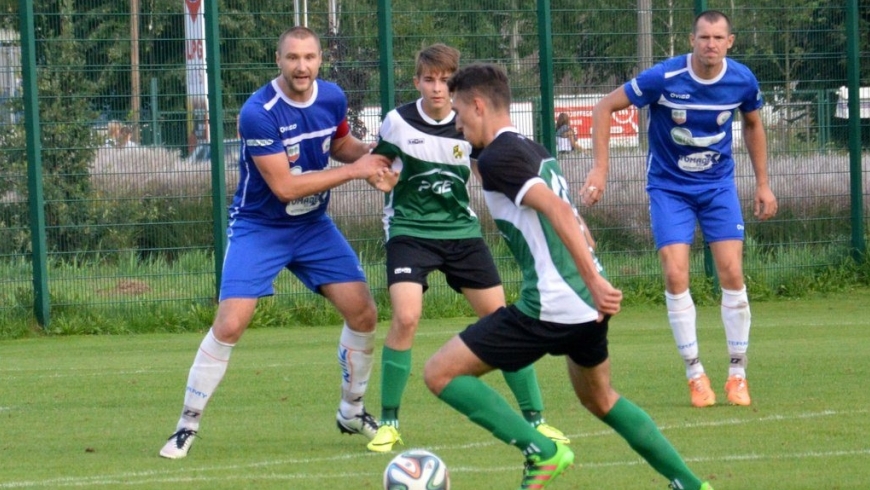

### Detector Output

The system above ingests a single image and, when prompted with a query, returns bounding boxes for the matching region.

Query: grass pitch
[1,289,868,489]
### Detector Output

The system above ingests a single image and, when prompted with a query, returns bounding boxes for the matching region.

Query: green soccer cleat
[536,423,570,445]
[366,424,403,453]
[518,442,574,489]
[700,483,715,490]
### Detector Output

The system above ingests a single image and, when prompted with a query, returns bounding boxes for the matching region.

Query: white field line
[0,409,867,488]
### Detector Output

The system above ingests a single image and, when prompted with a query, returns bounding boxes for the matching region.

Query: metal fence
[1,0,867,329]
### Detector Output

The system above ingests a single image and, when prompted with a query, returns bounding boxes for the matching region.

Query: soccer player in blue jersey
[159,26,393,459]
[582,10,778,408]
[365,44,567,453]
[423,62,712,490]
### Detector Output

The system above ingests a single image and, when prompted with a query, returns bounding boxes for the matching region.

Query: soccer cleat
[159,428,197,459]
[518,442,574,490]
[669,482,714,490]
[688,373,716,408]
[536,423,571,445]
[724,375,751,406]
[336,409,379,440]
[366,424,403,452]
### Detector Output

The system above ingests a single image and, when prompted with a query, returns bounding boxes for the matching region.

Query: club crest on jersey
[286,144,300,163]
[453,144,464,159]
[716,111,732,126]
[671,109,687,125]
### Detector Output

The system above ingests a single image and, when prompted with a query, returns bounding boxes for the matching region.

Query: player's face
[690,18,734,73]
[276,35,322,101]
[414,69,453,121]
[451,93,483,148]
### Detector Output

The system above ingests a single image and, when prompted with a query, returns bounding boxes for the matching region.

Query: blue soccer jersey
[231,79,349,223]
[624,54,763,192]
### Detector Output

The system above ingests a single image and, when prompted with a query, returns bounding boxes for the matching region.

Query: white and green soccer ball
[383,449,450,490]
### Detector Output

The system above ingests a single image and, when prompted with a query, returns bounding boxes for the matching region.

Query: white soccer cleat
[336,409,379,440]
[159,428,197,459]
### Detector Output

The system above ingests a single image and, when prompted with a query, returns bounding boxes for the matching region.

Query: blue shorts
[648,185,744,249]
[219,215,367,301]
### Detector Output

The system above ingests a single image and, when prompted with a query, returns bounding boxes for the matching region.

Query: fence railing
[1,0,867,329]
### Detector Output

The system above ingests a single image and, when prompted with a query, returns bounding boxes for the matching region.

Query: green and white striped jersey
[478,128,604,324]
[373,99,482,240]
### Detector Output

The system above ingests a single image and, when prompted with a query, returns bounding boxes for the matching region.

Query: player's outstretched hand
[352,153,391,180]
[367,168,399,192]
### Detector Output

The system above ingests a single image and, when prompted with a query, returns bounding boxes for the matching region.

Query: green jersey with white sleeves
[477,128,604,324]
[373,99,482,240]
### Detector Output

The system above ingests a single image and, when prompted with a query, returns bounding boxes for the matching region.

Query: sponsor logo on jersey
[716,111,732,126]
[418,180,453,195]
[286,143,300,162]
[279,124,297,133]
[246,138,273,147]
[407,138,425,145]
[322,137,331,154]
[671,109,687,125]
[669,92,691,100]
[394,267,412,274]
[676,151,720,172]
[670,127,726,147]
[453,144,464,159]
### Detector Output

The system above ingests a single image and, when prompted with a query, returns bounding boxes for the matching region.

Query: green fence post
[150,77,161,146]
[205,0,228,299]
[537,0,556,155]
[377,0,395,118]
[845,0,866,261]
[20,0,49,328]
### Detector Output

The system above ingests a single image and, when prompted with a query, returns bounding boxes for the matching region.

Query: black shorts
[385,236,501,293]
[459,305,609,372]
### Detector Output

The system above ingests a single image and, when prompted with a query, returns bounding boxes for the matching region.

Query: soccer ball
[383,449,450,490]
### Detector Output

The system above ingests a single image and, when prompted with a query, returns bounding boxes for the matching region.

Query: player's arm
[330,131,372,163]
[253,151,390,203]
[582,87,632,206]
[521,183,622,318]
[742,109,777,220]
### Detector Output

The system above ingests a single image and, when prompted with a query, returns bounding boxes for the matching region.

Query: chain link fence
[1,0,867,330]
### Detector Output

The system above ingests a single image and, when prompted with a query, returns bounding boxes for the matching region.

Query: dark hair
[415,44,460,78]
[277,26,321,54]
[693,10,732,35]
[447,63,511,111]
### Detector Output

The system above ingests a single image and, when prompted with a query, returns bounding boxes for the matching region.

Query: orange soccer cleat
[688,373,716,408]
[724,375,752,406]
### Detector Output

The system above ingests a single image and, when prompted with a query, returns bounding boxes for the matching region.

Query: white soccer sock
[177,328,234,431]
[666,289,704,379]
[337,323,375,417]
[722,286,751,378]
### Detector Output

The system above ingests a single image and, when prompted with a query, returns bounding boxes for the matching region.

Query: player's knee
[422,358,449,396]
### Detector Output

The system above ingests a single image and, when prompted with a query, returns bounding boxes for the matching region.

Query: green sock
[380,346,412,426]
[439,375,556,459]
[602,397,703,490]
[502,365,545,426]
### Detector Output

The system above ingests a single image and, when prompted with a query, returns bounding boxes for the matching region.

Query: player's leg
[160,219,284,459]
[290,216,379,440]
[564,318,708,490]
[367,281,423,452]
[320,280,379,440]
[367,237,440,452]
[463,284,569,443]
[568,357,709,490]
[650,188,713,407]
[424,306,573,488]
[702,185,752,405]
